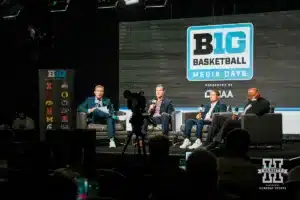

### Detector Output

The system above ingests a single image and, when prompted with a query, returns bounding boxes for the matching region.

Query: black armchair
[131,111,177,141]
[76,112,128,144]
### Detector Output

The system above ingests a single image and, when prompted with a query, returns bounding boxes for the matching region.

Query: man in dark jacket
[180,90,227,149]
[142,84,174,135]
[204,88,270,149]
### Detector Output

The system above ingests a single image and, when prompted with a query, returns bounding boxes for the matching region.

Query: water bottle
[76,177,88,200]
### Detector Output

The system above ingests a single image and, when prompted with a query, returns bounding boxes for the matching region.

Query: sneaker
[109,138,116,148]
[188,138,202,149]
[180,138,191,149]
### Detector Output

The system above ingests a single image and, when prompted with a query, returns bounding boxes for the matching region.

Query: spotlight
[48,0,70,13]
[145,0,168,8]
[123,0,140,6]
[97,0,118,9]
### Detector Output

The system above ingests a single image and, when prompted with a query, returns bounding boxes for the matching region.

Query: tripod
[121,127,147,157]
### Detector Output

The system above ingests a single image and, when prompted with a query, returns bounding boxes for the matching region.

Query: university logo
[46,124,53,130]
[186,23,254,81]
[258,158,288,185]
[61,91,69,98]
[48,70,66,79]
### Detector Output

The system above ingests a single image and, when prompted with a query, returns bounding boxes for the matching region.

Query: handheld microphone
[233,107,239,115]
[200,104,205,112]
[151,99,157,104]
[227,106,232,112]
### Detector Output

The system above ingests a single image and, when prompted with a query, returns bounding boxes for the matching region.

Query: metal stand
[122,129,146,157]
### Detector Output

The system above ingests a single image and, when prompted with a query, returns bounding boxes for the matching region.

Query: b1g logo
[186,23,254,81]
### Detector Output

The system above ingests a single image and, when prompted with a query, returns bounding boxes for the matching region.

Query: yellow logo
[45,100,53,106]
[46,116,54,123]
[61,92,68,98]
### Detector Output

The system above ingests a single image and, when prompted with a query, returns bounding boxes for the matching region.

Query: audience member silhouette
[218,129,259,199]
[147,135,186,200]
[48,168,79,200]
[186,149,220,199]
[286,166,300,200]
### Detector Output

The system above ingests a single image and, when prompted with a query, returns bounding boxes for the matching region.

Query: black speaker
[46,129,96,171]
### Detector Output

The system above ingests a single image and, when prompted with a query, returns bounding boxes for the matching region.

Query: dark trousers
[142,114,170,135]
[214,119,241,143]
[204,115,228,145]
[93,109,115,138]
[184,119,211,139]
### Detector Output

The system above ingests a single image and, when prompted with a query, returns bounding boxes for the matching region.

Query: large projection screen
[119,11,300,109]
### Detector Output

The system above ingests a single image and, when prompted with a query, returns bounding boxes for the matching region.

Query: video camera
[123,90,156,129]
[123,90,147,114]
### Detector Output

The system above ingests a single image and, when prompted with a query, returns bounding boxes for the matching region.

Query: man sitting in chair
[77,85,118,148]
[204,88,270,150]
[180,90,227,149]
[142,84,174,136]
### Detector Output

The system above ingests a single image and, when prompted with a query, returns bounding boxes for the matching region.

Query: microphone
[227,105,232,112]
[150,99,157,104]
[233,107,239,115]
[199,104,205,112]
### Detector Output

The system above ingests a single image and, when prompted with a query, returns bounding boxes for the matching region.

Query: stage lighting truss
[97,0,118,9]
[145,0,168,8]
[48,0,70,13]
[1,0,23,19]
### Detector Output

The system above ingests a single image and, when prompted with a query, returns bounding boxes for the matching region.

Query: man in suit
[77,85,118,148]
[204,88,270,149]
[180,90,227,149]
[142,84,174,135]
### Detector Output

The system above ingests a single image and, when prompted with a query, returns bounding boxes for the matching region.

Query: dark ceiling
[0,0,298,122]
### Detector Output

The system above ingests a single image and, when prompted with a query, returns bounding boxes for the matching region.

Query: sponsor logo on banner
[186,23,254,81]
[258,158,287,190]
[204,90,233,99]
[61,100,68,106]
[46,82,53,90]
[46,116,54,123]
[61,92,69,98]
[61,82,68,89]
[47,70,66,78]
[46,124,53,130]
[45,100,54,106]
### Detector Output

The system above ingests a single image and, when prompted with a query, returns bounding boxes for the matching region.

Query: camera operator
[142,84,174,136]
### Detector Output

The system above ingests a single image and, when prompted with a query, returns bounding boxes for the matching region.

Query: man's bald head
[248,88,260,100]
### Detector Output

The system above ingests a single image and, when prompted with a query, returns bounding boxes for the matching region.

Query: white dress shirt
[204,101,217,120]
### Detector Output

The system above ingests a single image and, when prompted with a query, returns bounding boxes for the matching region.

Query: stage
[95,142,300,169]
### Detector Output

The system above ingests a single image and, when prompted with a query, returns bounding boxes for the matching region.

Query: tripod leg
[141,136,147,157]
[136,136,142,155]
[122,132,134,156]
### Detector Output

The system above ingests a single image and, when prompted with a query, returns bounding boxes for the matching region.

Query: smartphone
[179,152,192,170]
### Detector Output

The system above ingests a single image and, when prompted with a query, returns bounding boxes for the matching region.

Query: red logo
[46,82,53,90]
[46,107,53,115]
[61,115,68,122]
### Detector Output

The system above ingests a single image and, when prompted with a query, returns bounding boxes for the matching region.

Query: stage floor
[95,142,300,168]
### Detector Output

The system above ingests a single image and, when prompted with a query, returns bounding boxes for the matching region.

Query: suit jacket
[77,97,114,120]
[149,98,174,116]
[203,101,227,119]
[244,97,270,116]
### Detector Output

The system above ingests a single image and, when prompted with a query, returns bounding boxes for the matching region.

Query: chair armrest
[77,112,88,129]
[170,111,179,131]
[182,112,199,122]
